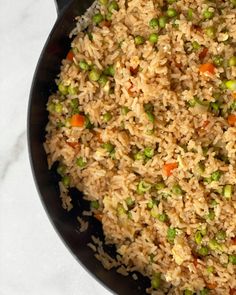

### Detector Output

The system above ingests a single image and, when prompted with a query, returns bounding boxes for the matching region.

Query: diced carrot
[199,63,215,74]
[230,288,236,295]
[66,50,74,61]
[70,114,85,127]
[231,237,236,245]
[227,114,236,126]
[163,162,178,176]
[67,141,79,148]
[207,283,217,289]
[202,120,210,129]
[232,93,236,99]
[199,47,208,60]
[94,213,103,222]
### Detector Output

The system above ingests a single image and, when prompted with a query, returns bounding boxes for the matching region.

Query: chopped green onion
[159,16,168,28]
[55,103,63,113]
[187,8,193,20]
[225,80,236,91]
[149,18,159,28]
[168,0,177,3]
[91,200,99,209]
[211,170,222,181]
[231,0,236,7]
[125,197,135,208]
[70,98,79,109]
[184,290,193,295]
[134,35,145,45]
[172,184,183,195]
[203,8,214,20]
[195,231,203,245]
[102,142,115,153]
[98,74,108,87]
[89,68,101,81]
[205,26,216,38]
[117,204,127,216]
[99,0,108,5]
[134,151,145,161]
[207,209,215,221]
[79,60,90,71]
[228,56,236,67]
[166,8,177,18]
[76,157,87,168]
[229,254,236,265]
[200,288,209,295]
[208,239,222,251]
[198,246,209,256]
[155,182,165,190]
[167,227,177,243]
[102,112,112,122]
[146,111,155,123]
[149,33,159,44]
[192,41,201,50]
[47,102,55,113]
[104,65,115,77]
[147,199,155,209]
[144,147,155,158]
[108,1,119,12]
[212,55,224,67]
[121,106,130,115]
[58,83,68,95]
[206,266,214,274]
[85,115,93,129]
[210,102,220,115]
[188,99,196,107]
[151,273,161,289]
[137,180,152,194]
[157,213,168,222]
[57,164,66,176]
[216,230,226,241]
[223,184,232,199]
[62,175,70,187]
[92,13,104,25]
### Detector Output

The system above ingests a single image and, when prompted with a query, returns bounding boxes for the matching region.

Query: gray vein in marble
[0,130,26,181]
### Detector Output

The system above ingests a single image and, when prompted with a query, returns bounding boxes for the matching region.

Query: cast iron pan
[27,0,150,294]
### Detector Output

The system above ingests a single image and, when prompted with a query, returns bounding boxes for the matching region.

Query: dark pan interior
[27,0,149,293]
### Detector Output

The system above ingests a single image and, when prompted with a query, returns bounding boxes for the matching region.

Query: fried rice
[44,0,236,293]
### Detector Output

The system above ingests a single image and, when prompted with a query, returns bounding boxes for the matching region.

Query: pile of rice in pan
[44,0,236,293]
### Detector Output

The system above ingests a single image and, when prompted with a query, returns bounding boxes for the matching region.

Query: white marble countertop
[0,1,111,294]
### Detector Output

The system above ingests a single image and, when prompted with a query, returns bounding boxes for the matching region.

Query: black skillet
[27,0,150,294]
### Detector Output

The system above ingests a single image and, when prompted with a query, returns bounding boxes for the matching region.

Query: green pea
[205,26,216,38]
[125,197,135,208]
[188,99,196,107]
[147,199,155,209]
[216,230,226,241]
[157,213,168,222]
[159,16,168,28]
[195,231,203,245]
[155,182,165,190]
[203,8,214,20]
[104,65,115,77]
[198,246,209,256]
[166,8,177,18]
[89,68,101,82]
[192,41,201,50]
[117,204,127,217]
[102,142,115,153]
[167,227,177,243]
[108,1,119,13]
[184,290,193,295]
[208,239,222,251]
[98,74,108,87]
[151,273,161,289]
[91,200,99,209]
[102,112,112,122]
[134,35,145,45]
[68,85,78,95]
[79,60,90,71]
[58,83,68,95]
[211,170,222,181]
[172,184,183,195]
[149,33,159,44]
[146,111,155,123]
[137,180,152,194]
[47,102,55,113]
[225,80,236,91]
[223,184,232,199]
[85,115,94,129]
[121,106,130,115]
[144,147,155,158]
[92,13,104,25]
[57,164,66,176]
[55,103,63,113]
[200,288,209,295]
[62,175,70,187]
[149,18,159,28]
[229,254,236,265]
[212,55,224,67]
[76,157,87,168]
[134,151,145,161]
